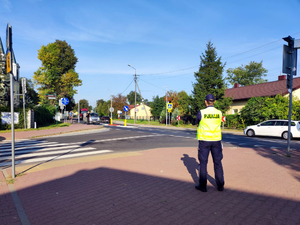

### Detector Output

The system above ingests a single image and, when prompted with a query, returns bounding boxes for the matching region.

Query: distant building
[225,75,300,114]
[128,103,152,120]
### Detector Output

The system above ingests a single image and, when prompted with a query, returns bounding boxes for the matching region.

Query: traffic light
[283,36,297,76]
[287,74,292,89]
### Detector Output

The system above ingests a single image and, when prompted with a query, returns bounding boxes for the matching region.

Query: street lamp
[128,64,137,124]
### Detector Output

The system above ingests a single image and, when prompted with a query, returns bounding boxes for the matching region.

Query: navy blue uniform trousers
[198,140,224,189]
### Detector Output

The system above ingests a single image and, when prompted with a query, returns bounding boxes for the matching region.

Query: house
[225,75,300,114]
[128,103,152,120]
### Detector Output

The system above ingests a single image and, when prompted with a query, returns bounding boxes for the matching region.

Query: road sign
[48,97,56,100]
[168,109,172,113]
[123,105,129,112]
[135,108,139,113]
[109,107,114,113]
[167,103,173,110]
[61,98,69,105]
[117,110,122,114]
[21,77,27,94]
[222,116,226,123]
[177,116,180,121]
[6,51,11,73]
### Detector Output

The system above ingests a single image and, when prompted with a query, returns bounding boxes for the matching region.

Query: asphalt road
[1,125,299,168]
[43,124,300,152]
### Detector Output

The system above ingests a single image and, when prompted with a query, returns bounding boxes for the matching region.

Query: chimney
[278,75,286,81]
[234,83,239,88]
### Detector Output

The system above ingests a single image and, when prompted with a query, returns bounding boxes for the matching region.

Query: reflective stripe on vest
[197,107,222,141]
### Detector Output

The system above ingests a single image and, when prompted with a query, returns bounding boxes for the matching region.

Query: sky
[1,0,300,108]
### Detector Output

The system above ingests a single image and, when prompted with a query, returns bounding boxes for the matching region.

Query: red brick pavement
[1,146,300,224]
[0,169,21,225]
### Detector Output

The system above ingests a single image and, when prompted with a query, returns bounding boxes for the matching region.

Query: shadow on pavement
[181,154,218,188]
[0,136,5,142]
[2,167,299,224]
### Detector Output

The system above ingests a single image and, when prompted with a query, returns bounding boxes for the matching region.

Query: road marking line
[254,145,264,147]
[0,150,113,167]
[0,147,95,159]
[168,135,195,139]
[0,145,83,154]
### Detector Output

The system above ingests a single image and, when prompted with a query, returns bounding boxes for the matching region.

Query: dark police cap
[205,94,215,101]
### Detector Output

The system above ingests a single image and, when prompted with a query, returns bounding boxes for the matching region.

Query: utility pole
[165,86,167,126]
[128,65,137,124]
[111,94,112,121]
[78,87,80,123]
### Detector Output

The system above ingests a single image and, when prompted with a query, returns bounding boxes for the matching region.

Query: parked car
[244,119,300,139]
[100,116,110,123]
[83,113,100,124]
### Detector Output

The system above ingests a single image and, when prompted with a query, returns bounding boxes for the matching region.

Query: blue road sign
[123,105,129,112]
[62,98,69,105]
[167,103,173,109]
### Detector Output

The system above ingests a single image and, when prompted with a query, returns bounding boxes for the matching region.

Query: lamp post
[128,64,137,124]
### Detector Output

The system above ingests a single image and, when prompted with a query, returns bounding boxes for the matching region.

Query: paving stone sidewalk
[1,145,300,225]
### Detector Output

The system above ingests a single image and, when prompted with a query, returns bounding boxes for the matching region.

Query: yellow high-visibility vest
[197,107,222,141]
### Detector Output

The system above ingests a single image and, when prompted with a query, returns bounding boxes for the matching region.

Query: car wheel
[282,131,292,140]
[246,129,255,137]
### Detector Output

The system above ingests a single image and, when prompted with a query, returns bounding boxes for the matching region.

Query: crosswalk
[0,140,113,167]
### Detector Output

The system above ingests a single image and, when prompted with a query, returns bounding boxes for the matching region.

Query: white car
[244,119,300,139]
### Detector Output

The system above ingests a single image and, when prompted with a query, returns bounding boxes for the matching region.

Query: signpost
[177,115,180,127]
[222,116,226,129]
[282,36,300,156]
[123,105,129,126]
[21,78,26,129]
[46,93,57,125]
[167,103,173,125]
[109,107,114,125]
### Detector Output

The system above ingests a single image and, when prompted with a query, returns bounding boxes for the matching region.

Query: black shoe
[195,185,207,192]
[217,186,224,191]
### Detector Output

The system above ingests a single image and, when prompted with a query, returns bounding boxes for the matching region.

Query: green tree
[112,94,127,117]
[240,95,291,126]
[192,41,231,114]
[75,99,92,111]
[226,61,268,87]
[97,100,109,116]
[178,91,190,115]
[150,95,165,117]
[33,40,82,104]
[127,91,142,105]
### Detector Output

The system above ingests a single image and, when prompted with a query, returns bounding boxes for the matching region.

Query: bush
[225,114,245,129]
[33,105,56,127]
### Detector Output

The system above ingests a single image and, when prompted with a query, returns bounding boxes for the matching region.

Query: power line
[139,32,300,76]
[120,78,134,95]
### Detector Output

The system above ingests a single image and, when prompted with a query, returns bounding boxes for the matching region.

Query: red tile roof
[128,105,135,110]
[225,77,300,100]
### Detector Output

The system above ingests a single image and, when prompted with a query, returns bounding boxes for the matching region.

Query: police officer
[195,94,224,192]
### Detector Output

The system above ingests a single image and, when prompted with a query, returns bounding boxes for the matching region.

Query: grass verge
[0,122,71,133]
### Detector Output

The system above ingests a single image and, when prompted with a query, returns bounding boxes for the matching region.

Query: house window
[233,109,238,114]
